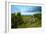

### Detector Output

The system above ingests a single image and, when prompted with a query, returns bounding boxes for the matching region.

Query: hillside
[11,12,41,28]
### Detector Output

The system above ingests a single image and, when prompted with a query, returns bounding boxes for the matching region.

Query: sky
[11,5,41,15]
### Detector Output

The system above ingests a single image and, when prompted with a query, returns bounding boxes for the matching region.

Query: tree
[16,12,24,25]
[11,13,18,28]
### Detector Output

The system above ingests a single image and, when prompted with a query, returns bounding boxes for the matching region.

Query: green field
[11,12,41,28]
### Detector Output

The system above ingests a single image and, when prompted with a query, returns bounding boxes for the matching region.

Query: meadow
[11,12,41,28]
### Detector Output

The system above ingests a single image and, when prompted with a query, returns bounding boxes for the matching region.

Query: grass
[11,12,41,28]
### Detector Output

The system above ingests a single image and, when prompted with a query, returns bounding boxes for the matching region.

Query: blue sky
[11,5,41,15]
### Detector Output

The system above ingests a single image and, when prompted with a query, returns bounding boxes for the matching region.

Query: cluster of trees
[11,12,24,28]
